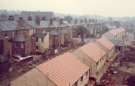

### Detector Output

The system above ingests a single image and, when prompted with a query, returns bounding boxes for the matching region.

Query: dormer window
[8,15,14,21]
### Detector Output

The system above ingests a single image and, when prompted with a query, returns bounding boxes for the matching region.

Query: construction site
[0,8,135,86]
[99,44,135,86]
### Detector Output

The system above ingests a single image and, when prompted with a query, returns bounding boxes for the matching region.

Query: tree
[76,25,90,43]
[114,21,121,28]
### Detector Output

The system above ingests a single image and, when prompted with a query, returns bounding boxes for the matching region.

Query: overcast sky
[0,0,135,17]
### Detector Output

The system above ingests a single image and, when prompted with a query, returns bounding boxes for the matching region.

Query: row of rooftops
[11,52,89,86]
[38,53,89,86]
[11,28,127,86]
[0,20,71,32]
[96,37,114,51]
[103,27,126,36]
[0,20,104,32]
[0,11,107,32]
[0,21,34,31]
[0,11,69,31]
[11,35,115,86]
[108,27,126,36]
[0,11,72,32]
[102,27,126,46]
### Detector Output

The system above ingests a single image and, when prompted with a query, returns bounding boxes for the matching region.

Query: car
[13,55,33,63]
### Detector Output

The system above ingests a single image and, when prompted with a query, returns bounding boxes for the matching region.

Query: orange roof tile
[96,37,114,50]
[80,42,106,62]
[37,52,89,86]
[11,68,56,86]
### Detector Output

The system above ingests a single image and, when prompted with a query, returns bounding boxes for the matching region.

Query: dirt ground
[0,46,79,86]
[100,46,135,86]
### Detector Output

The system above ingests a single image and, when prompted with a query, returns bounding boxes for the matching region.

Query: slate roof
[0,21,33,31]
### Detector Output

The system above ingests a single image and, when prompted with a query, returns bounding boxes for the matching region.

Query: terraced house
[11,52,90,86]
[102,28,126,46]
[72,42,107,81]
[95,37,116,62]
[0,17,35,57]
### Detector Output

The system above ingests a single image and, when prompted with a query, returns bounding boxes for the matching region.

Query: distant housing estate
[0,11,108,57]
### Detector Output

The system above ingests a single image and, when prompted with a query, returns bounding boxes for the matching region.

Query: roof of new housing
[11,68,56,86]
[72,49,93,67]
[79,42,106,62]
[109,27,125,36]
[37,52,89,86]
[96,37,114,50]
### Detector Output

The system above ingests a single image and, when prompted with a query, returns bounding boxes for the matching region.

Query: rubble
[99,46,135,86]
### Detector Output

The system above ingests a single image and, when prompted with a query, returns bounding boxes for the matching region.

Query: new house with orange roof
[96,37,116,61]
[102,27,126,46]
[11,52,90,86]
[72,42,107,81]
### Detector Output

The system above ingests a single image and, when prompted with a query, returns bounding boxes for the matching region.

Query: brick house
[102,28,126,46]
[95,37,116,62]
[0,19,35,57]
[11,52,90,86]
[72,42,107,81]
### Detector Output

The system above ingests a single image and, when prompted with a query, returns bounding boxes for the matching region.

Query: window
[12,32,15,38]
[36,37,38,42]
[41,37,44,42]
[36,46,39,49]
[86,71,89,76]
[28,16,32,21]
[35,16,40,25]
[4,33,8,36]
[42,16,46,20]
[80,76,83,81]
[89,68,92,75]
[74,81,78,86]
[96,61,99,66]
[0,40,4,54]
[96,71,99,75]
[4,33,9,38]
[21,44,24,48]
